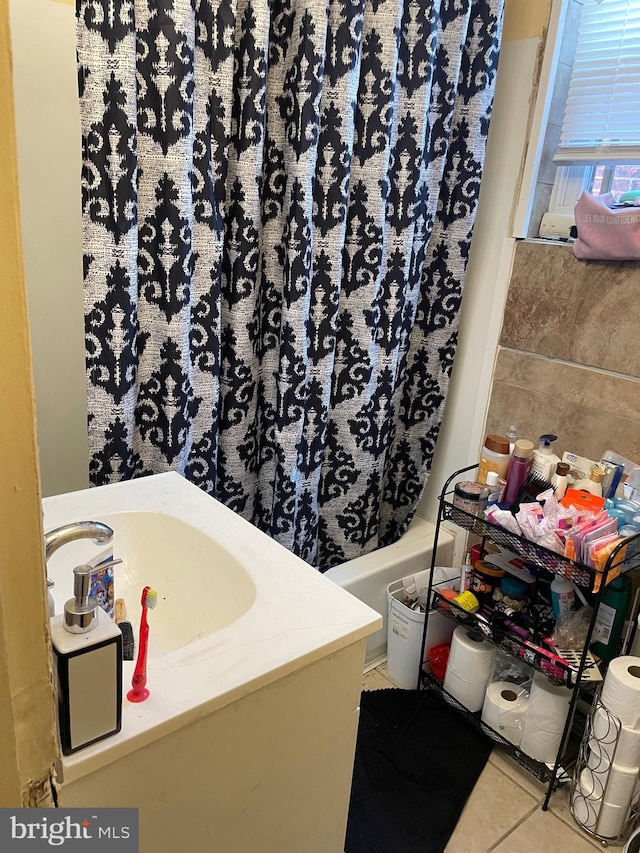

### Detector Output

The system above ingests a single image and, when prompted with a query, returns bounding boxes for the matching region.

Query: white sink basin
[43,472,381,784]
[48,509,257,657]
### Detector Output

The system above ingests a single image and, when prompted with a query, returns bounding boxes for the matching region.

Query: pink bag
[573,191,640,261]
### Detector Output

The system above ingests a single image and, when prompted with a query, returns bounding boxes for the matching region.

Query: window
[546,0,640,222]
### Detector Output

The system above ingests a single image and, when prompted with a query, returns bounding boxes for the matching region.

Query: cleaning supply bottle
[550,574,575,621]
[477,434,510,485]
[50,562,122,754]
[503,439,535,506]
[551,461,570,501]
[575,466,605,497]
[591,573,631,663]
[530,434,561,481]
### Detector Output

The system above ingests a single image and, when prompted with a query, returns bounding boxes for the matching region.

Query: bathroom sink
[43,472,381,784]
[47,509,257,657]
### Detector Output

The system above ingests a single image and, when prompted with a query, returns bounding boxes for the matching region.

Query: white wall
[10,0,548,518]
[10,0,89,498]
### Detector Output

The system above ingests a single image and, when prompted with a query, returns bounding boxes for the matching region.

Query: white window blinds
[554,0,640,164]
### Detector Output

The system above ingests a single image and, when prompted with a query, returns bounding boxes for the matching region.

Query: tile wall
[484,240,640,466]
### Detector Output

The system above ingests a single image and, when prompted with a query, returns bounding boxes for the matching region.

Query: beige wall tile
[485,350,640,463]
[501,243,640,377]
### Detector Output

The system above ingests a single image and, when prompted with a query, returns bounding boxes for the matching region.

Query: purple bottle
[502,439,535,506]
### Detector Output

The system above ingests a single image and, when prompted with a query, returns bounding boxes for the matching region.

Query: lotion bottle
[530,434,561,482]
[50,563,122,755]
[574,466,605,497]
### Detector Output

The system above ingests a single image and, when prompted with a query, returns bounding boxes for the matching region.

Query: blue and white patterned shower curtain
[77,0,503,569]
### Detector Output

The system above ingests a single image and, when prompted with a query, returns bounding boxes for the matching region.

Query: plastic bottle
[530,434,561,482]
[502,439,535,506]
[482,470,501,507]
[551,461,570,501]
[574,466,605,497]
[505,425,518,455]
[460,551,473,592]
[550,574,575,621]
[591,573,632,664]
[477,434,510,485]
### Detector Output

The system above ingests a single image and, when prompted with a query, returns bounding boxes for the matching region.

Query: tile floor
[362,663,626,853]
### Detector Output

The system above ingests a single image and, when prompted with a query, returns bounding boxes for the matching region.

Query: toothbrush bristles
[144,588,158,609]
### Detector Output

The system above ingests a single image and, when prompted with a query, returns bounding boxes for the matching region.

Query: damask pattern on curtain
[77,0,503,569]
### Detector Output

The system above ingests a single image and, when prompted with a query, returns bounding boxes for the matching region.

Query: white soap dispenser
[50,563,122,755]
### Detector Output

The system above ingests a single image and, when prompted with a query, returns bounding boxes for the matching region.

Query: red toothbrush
[127,586,158,703]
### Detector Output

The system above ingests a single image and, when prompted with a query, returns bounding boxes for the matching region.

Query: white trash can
[386,567,458,689]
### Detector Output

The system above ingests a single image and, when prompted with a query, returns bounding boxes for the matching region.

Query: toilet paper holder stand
[570,691,640,845]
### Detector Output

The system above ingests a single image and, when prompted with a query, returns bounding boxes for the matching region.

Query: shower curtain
[77,0,503,569]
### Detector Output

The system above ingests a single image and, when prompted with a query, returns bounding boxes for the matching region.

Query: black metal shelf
[430,590,591,688]
[420,671,587,786]
[420,462,640,811]
[441,497,640,591]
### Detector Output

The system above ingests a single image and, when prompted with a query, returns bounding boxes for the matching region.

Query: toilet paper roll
[602,763,640,809]
[520,721,564,764]
[591,705,640,769]
[481,681,529,746]
[596,800,630,840]
[443,667,489,713]
[519,673,571,762]
[526,673,572,732]
[446,627,495,683]
[600,656,640,728]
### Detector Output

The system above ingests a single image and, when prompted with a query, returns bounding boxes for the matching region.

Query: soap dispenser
[530,434,561,481]
[50,563,122,755]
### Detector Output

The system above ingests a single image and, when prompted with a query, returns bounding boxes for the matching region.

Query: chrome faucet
[44,521,114,562]
[44,522,115,613]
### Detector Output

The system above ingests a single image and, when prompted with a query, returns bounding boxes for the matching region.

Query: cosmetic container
[477,434,510,484]
[551,461,570,500]
[503,439,535,506]
[574,466,605,497]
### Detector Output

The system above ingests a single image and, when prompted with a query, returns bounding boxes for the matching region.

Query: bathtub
[324,515,457,668]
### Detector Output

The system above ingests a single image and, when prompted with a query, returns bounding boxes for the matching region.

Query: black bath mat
[345,688,491,853]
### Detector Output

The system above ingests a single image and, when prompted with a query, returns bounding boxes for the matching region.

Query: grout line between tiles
[498,346,640,383]
[487,753,546,804]
[484,802,539,852]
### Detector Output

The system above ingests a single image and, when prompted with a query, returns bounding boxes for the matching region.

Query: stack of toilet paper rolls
[572,656,640,840]
[443,626,495,712]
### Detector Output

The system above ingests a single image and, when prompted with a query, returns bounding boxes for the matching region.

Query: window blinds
[555,0,640,164]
